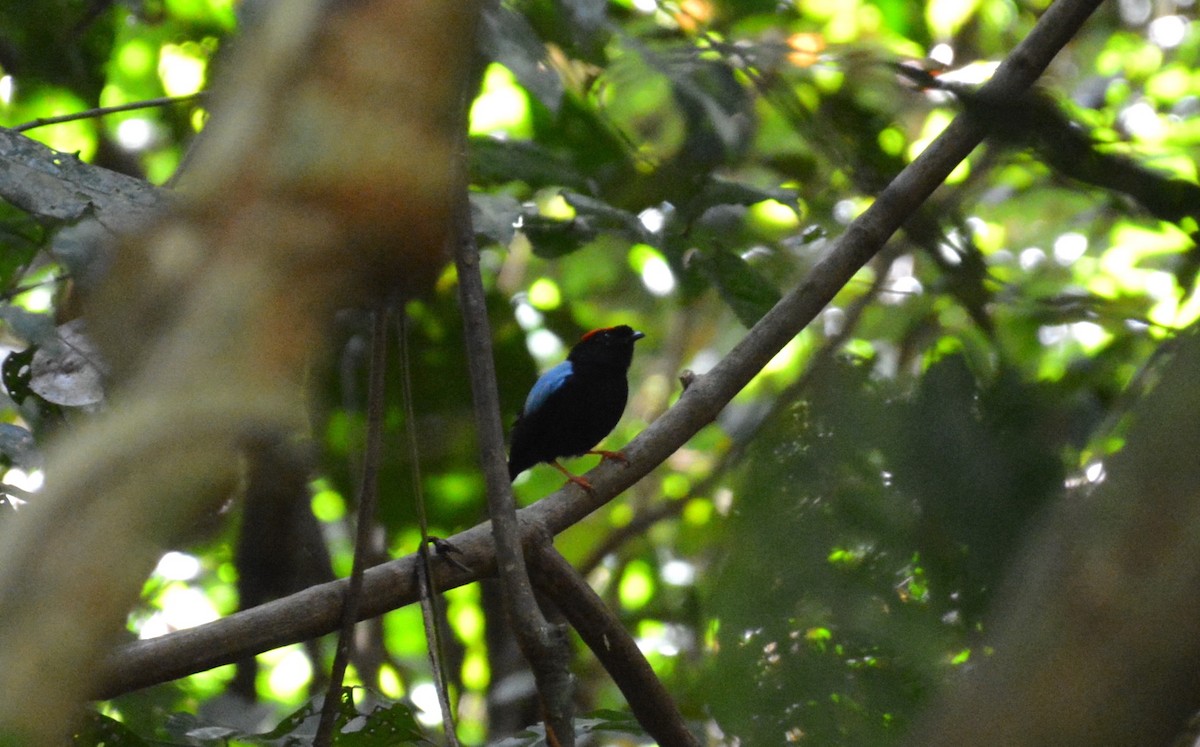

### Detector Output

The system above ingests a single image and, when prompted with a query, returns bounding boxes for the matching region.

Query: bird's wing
[523,360,574,416]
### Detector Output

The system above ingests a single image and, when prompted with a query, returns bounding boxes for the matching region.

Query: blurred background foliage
[1,0,1199,743]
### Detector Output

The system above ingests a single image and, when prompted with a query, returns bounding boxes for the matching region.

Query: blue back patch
[524,361,573,415]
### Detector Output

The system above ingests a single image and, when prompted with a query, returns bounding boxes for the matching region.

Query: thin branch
[315,306,389,747]
[414,561,458,743]
[454,185,575,741]
[93,0,1099,701]
[578,497,691,578]
[0,483,37,504]
[528,538,700,747]
[12,93,207,133]
[0,275,69,302]
[399,311,460,746]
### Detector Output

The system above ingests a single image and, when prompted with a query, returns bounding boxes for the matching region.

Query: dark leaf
[561,191,644,237]
[0,1,117,99]
[51,217,115,290]
[2,347,35,405]
[685,177,800,220]
[0,204,40,287]
[490,726,547,747]
[72,711,149,747]
[0,306,56,346]
[694,250,781,326]
[163,713,218,741]
[479,3,564,112]
[579,709,650,736]
[782,223,827,250]
[470,192,523,246]
[469,136,591,190]
[339,699,424,746]
[521,214,598,258]
[29,319,106,407]
[559,0,609,51]
[254,699,320,739]
[185,725,242,741]
[529,94,633,189]
[0,424,37,469]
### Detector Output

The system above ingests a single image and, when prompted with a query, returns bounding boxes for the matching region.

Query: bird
[508,325,645,490]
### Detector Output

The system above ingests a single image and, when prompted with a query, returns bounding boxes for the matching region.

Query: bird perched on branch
[509,325,645,490]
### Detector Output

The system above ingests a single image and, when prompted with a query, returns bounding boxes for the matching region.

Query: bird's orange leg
[551,460,593,492]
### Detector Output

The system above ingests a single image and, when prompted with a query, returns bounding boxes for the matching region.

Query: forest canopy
[1,0,1200,745]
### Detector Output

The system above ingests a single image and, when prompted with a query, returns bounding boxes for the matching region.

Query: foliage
[76,688,426,746]
[2,0,1199,743]
[705,353,1083,743]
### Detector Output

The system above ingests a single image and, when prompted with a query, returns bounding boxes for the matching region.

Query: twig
[0,483,37,505]
[528,538,700,747]
[12,93,207,133]
[0,275,69,302]
[93,0,1098,700]
[314,306,389,747]
[398,312,460,745]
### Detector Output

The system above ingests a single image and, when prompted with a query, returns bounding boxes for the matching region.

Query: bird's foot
[588,449,629,466]
[565,474,595,493]
[551,460,594,493]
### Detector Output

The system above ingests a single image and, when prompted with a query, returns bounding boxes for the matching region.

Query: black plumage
[508,325,645,488]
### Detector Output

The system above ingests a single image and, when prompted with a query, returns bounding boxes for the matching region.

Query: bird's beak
[632,330,646,341]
